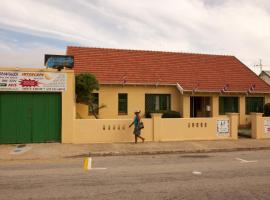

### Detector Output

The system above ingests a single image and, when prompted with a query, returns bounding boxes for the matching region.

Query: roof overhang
[99,82,270,94]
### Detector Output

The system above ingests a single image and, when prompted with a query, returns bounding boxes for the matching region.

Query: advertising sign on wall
[0,71,66,92]
[45,55,74,69]
[264,120,270,134]
[217,120,230,136]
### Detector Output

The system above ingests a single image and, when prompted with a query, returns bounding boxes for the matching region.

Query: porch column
[182,95,190,118]
[151,113,163,141]
[212,95,219,117]
[239,95,246,125]
[251,113,263,139]
[226,113,239,140]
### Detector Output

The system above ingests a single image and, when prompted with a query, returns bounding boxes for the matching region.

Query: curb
[2,146,270,161]
[65,146,270,158]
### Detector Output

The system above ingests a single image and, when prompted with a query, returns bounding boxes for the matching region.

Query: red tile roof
[67,46,270,93]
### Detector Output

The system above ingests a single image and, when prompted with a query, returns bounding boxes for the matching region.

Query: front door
[190,96,212,118]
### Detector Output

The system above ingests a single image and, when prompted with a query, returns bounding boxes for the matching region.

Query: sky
[0,0,269,73]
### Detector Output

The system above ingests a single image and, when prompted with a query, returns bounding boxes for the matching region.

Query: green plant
[75,73,100,118]
[264,103,270,116]
[162,110,181,118]
[144,112,152,118]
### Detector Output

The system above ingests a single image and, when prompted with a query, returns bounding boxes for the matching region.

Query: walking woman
[129,110,145,143]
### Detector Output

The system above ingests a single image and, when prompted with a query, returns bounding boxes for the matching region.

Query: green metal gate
[0,93,61,144]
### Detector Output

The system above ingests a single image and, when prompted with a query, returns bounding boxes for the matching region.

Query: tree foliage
[75,73,99,104]
[75,73,100,118]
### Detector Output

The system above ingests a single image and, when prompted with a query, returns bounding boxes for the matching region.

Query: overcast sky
[0,0,269,73]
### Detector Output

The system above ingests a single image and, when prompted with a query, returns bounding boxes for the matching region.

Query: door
[0,93,61,144]
[190,96,212,118]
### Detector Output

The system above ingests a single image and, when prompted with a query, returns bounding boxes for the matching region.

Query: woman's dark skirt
[133,126,141,136]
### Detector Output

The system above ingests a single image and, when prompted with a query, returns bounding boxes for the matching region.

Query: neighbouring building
[67,46,270,126]
[259,71,270,85]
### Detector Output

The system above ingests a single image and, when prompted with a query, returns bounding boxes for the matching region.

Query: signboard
[217,120,230,136]
[44,55,74,69]
[0,71,66,92]
[264,120,270,134]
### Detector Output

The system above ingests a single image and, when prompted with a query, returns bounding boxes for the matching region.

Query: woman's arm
[129,121,134,127]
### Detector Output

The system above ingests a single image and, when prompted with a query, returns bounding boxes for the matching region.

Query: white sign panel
[264,120,270,134]
[0,71,66,92]
[217,120,230,136]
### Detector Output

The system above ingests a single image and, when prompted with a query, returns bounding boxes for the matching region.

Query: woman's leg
[135,135,137,143]
[138,135,145,142]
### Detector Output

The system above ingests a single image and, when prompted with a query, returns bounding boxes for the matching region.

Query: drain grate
[17,144,26,148]
[10,145,31,155]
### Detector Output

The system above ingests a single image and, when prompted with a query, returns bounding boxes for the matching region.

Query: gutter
[99,83,270,94]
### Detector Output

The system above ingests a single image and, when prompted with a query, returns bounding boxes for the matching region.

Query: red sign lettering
[19,79,39,87]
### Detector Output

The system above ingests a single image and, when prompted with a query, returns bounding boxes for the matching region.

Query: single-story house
[67,46,270,126]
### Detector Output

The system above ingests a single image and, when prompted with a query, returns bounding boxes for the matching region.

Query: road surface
[1,150,270,200]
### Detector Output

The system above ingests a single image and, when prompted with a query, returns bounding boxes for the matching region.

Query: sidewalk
[1,139,270,161]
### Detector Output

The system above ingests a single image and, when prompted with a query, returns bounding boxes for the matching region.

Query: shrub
[162,110,181,118]
[264,103,270,116]
[144,112,152,118]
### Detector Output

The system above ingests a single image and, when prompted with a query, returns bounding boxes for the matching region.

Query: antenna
[254,59,263,73]
[254,59,269,73]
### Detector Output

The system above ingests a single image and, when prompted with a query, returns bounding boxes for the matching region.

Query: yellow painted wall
[76,85,270,127]
[74,118,153,143]
[251,113,270,139]
[76,103,93,119]
[73,113,238,144]
[152,113,238,141]
[80,85,181,119]
[61,70,75,143]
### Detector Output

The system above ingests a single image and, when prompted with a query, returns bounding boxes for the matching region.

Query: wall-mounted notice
[217,120,230,136]
[0,71,66,92]
[264,120,270,134]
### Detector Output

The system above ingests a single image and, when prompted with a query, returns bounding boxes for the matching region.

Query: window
[118,93,128,115]
[246,97,264,114]
[219,97,238,115]
[145,94,171,113]
[89,93,99,115]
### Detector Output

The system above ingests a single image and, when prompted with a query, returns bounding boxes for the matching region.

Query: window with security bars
[219,97,238,115]
[246,97,264,114]
[118,93,128,115]
[89,93,99,115]
[145,94,171,113]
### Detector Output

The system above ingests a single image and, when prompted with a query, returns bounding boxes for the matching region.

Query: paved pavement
[1,139,270,160]
[1,150,270,200]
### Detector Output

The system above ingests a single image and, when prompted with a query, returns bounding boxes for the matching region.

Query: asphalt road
[1,150,270,200]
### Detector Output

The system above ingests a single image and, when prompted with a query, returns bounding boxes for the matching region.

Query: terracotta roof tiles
[67,46,270,93]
